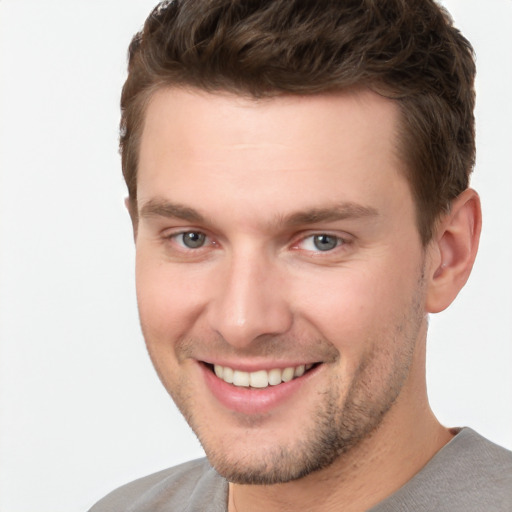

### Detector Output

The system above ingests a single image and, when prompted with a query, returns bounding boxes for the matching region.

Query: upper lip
[200,359,319,372]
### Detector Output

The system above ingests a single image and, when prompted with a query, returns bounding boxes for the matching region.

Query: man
[89,0,512,510]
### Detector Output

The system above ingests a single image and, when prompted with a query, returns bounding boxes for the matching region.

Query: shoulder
[88,458,228,512]
[439,428,512,488]
[372,428,512,512]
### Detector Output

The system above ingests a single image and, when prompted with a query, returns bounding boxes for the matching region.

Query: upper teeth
[213,364,313,388]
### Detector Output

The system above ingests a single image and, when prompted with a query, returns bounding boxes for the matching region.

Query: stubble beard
[153,275,427,486]
[206,335,420,486]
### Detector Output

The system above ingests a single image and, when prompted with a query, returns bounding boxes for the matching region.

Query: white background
[0,1,511,511]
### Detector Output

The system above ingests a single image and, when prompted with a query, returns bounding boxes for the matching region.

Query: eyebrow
[282,203,379,226]
[139,198,379,227]
[139,199,206,223]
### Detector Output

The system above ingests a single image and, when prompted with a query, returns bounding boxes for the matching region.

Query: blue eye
[312,234,339,251]
[180,232,206,249]
[299,234,342,252]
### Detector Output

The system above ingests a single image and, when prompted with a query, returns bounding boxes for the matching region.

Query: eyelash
[165,230,214,250]
[294,233,347,253]
[163,230,350,255]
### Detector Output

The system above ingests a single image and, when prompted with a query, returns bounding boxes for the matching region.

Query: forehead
[140,87,399,160]
[137,87,409,224]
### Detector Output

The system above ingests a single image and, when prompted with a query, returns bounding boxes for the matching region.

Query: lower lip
[201,363,320,415]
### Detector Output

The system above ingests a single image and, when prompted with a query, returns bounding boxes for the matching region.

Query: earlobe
[425,188,482,313]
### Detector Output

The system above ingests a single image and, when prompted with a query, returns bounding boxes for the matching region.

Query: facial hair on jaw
[146,269,427,485]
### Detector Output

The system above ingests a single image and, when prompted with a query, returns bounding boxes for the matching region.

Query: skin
[133,87,481,511]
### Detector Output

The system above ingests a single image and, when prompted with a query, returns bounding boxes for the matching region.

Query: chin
[192,393,372,485]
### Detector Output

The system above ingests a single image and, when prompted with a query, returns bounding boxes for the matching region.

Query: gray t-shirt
[88,428,512,511]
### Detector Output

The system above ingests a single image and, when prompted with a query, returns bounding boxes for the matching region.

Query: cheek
[292,260,420,355]
[135,253,206,345]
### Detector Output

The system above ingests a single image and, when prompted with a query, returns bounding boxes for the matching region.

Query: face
[135,88,431,484]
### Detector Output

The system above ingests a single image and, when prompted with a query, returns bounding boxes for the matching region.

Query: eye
[176,231,207,249]
[299,234,344,252]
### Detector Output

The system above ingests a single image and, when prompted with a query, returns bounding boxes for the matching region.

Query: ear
[425,188,482,313]
[125,197,138,241]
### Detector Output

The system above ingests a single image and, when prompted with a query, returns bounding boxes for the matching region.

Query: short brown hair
[121,0,476,244]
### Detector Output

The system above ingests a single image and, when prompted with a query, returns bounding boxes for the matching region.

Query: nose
[206,250,293,349]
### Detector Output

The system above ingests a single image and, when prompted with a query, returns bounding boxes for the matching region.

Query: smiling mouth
[206,363,319,389]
